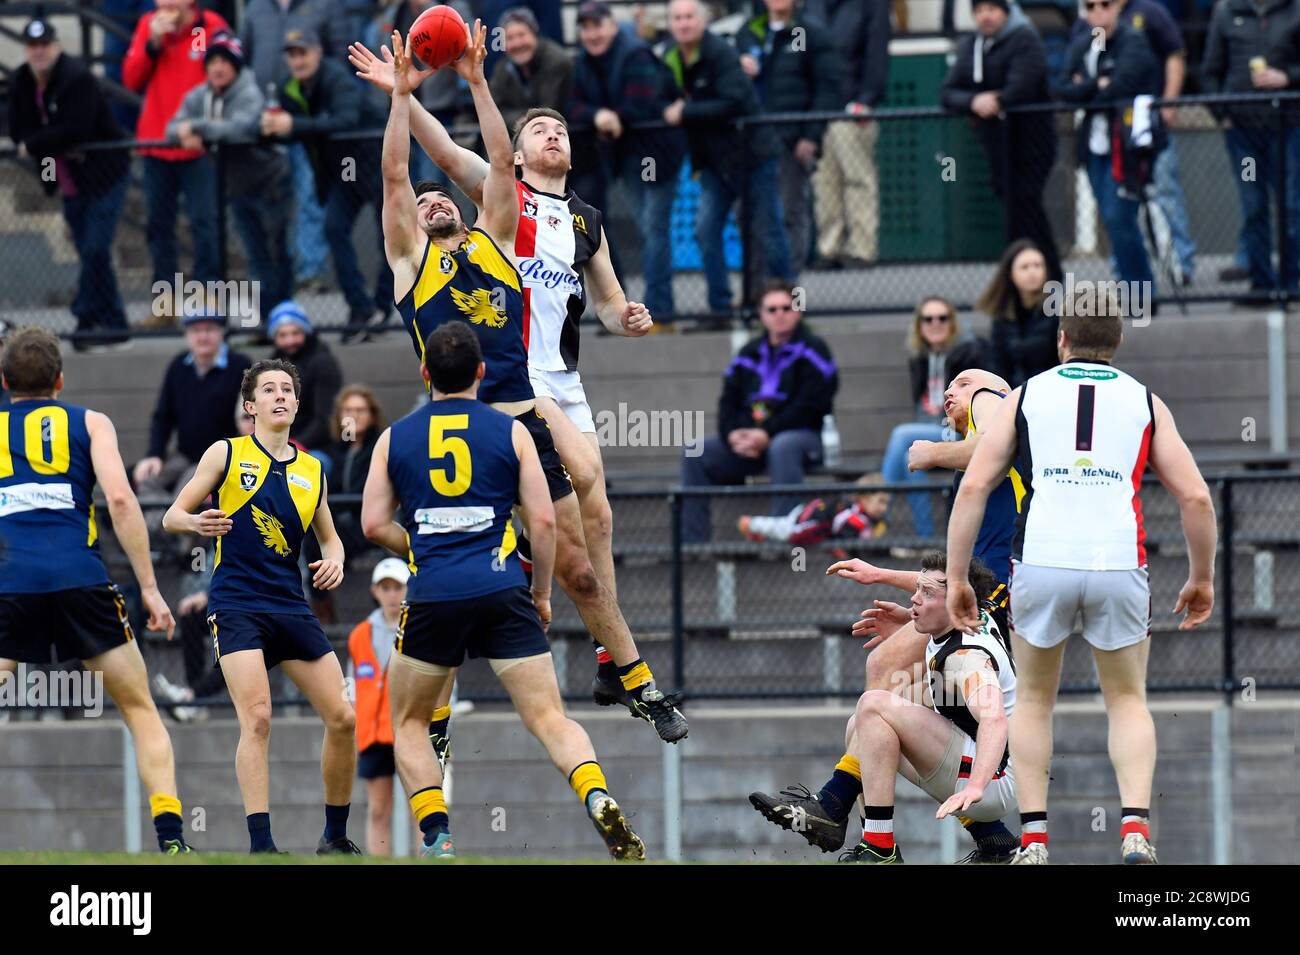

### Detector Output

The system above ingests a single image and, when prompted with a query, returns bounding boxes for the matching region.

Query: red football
[409,5,468,70]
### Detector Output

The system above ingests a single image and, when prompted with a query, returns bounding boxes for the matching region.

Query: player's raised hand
[193,508,232,537]
[393,30,435,95]
[946,577,981,634]
[532,589,551,633]
[826,557,882,585]
[141,586,176,641]
[450,19,488,84]
[852,600,910,647]
[621,301,653,336]
[348,41,395,94]
[1173,579,1214,630]
[936,782,984,819]
[309,558,344,591]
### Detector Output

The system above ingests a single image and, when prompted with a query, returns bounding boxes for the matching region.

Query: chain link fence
[2,91,1298,344]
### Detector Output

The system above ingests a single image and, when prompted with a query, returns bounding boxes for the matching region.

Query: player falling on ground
[0,328,190,854]
[374,24,685,745]
[361,322,645,860]
[837,552,1018,863]
[163,359,360,855]
[350,36,657,714]
[750,368,1023,862]
[946,292,1216,864]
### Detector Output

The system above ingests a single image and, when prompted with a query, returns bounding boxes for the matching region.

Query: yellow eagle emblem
[449,286,508,328]
[250,505,291,557]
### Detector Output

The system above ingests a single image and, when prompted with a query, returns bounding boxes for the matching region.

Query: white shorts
[914,723,1018,823]
[529,367,595,434]
[1010,561,1151,651]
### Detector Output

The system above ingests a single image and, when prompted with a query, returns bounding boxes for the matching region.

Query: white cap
[371,558,411,586]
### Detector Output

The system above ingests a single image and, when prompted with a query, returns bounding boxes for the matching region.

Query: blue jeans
[62,176,129,336]
[141,155,219,285]
[697,157,793,312]
[623,155,678,319]
[229,177,295,321]
[1152,142,1196,278]
[1223,126,1300,292]
[290,144,330,282]
[881,421,947,538]
[680,429,822,542]
[1086,153,1154,290]
[323,184,393,319]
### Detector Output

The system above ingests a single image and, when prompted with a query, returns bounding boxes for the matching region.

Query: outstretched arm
[382,30,433,300]
[350,40,489,206]
[453,21,517,250]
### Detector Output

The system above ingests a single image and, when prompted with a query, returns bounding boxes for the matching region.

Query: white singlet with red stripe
[1012,360,1155,570]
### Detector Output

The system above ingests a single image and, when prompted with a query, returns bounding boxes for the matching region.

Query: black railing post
[739,118,753,320]
[670,490,685,694]
[1220,477,1235,704]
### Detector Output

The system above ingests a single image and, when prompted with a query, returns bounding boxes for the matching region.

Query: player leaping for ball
[374,23,686,744]
[0,328,189,855]
[750,368,1024,862]
[350,32,657,716]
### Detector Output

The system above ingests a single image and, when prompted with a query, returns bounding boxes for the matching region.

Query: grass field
[0,850,622,865]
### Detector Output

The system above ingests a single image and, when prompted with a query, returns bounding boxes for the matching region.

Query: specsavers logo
[1042,457,1125,486]
[1057,367,1118,381]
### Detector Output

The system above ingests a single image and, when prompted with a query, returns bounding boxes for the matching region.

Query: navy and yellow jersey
[952,387,1027,587]
[398,228,534,404]
[388,396,526,602]
[0,399,109,594]
[208,434,323,615]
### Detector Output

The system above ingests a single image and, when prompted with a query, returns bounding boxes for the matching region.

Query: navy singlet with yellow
[397,228,533,404]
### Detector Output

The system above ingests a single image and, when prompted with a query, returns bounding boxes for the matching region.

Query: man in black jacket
[263,28,394,336]
[8,19,131,350]
[735,0,842,273]
[663,0,793,314]
[1058,0,1163,299]
[941,0,1062,283]
[568,1,686,320]
[806,0,889,269]
[1203,0,1300,298]
[680,282,838,542]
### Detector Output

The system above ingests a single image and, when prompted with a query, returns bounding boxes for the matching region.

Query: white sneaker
[1010,843,1050,865]
[1122,832,1158,864]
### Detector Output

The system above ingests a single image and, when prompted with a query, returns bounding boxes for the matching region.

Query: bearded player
[749,368,1024,862]
[351,35,655,712]
[376,24,685,745]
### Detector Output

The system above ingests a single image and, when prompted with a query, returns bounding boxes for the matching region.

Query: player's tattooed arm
[162,440,232,538]
[86,410,176,639]
[586,227,652,337]
[360,429,410,558]
[308,475,345,591]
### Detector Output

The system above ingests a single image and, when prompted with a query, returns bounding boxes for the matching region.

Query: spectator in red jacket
[123,0,228,322]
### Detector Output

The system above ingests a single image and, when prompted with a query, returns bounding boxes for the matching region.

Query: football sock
[816,754,861,822]
[429,704,451,743]
[961,816,1017,853]
[150,794,184,851]
[1120,808,1150,841]
[617,659,653,692]
[568,760,608,805]
[247,812,276,853]
[323,803,350,843]
[593,641,613,665]
[862,805,895,851]
[1020,811,1048,848]
[411,786,449,844]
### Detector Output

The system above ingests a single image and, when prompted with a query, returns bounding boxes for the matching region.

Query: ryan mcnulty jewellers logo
[1042,458,1125,486]
[50,886,151,936]
[0,664,103,717]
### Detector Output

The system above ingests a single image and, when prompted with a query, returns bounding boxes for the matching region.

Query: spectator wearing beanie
[123,0,229,313]
[168,32,294,322]
[267,302,343,455]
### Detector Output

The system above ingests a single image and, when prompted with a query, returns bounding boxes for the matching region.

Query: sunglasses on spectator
[920,312,951,324]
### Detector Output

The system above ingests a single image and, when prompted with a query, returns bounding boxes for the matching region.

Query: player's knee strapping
[410,786,449,836]
[567,760,607,804]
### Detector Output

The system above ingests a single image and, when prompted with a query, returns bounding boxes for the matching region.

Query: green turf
[0,850,621,865]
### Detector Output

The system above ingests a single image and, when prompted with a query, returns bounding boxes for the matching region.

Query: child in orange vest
[346,558,409,856]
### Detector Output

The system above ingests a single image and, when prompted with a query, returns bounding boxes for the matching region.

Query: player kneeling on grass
[361,322,644,860]
[753,552,1018,863]
[163,358,359,855]
[0,328,189,854]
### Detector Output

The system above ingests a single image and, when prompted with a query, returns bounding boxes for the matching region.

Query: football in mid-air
[409,4,468,70]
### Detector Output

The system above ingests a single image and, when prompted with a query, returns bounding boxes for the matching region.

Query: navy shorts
[207,610,333,670]
[358,743,396,780]
[0,583,133,664]
[516,409,573,502]
[396,586,548,668]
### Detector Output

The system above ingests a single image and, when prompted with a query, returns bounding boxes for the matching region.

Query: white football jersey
[1013,361,1155,570]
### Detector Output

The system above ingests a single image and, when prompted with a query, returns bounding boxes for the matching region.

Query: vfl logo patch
[439,252,454,274]
[522,198,539,218]
[250,504,291,556]
[239,472,257,491]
